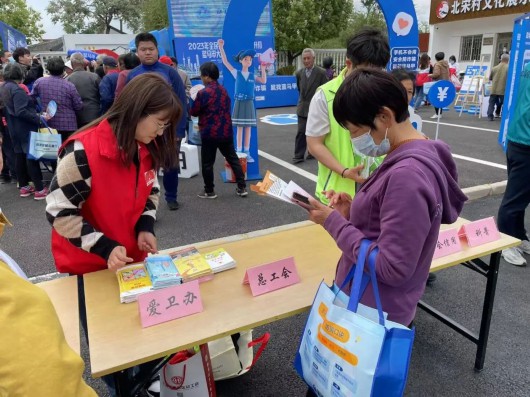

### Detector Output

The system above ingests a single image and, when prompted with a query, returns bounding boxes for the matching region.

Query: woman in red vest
[46,73,182,274]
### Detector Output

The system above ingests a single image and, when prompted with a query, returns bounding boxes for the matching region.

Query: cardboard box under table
[83,219,519,395]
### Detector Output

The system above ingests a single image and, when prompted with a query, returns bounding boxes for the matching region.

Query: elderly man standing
[487,53,509,121]
[99,56,120,115]
[293,48,328,164]
[67,53,101,127]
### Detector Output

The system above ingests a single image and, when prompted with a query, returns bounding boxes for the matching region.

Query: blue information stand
[499,13,530,150]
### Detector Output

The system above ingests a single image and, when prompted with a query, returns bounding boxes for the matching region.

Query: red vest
[52,119,156,275]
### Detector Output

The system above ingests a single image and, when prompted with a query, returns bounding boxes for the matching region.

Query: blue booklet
[145,255,182,288]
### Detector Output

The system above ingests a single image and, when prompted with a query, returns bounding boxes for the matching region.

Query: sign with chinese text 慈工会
[243,257,300,296]
[138,280,203,328]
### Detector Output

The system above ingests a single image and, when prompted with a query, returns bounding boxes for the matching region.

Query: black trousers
[15,153,43,191]
[294,116,308,159]
[498,140,530,241]
[487,95,504,118]
[201,138,246,192]
[1,130,16,178]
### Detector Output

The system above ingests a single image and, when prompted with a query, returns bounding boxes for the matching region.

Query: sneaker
[34,186,49,200]
[198,190,217,199]
[146,379,160,397]
[519,240,530,255]
[236,187,248,197]
[426,272,437,286]
[19,185,35,197]
[501,247,527,266]
[292,157,304,164]
[244,150,255,163]
[167,201,180,210]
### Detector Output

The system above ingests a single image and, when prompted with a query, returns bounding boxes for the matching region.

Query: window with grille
[460,35,483,61]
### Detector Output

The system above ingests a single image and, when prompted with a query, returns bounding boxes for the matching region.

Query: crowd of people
[0,25,528,396]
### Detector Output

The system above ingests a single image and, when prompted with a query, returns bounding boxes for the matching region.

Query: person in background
[99,56,120,115]
[322,56,335,81]
[0,63,49,199]
[126,32,188,211]
[487,53,509,121]
[32,57,83,142]
[497,61,530,266]
[448,55,460,75]
[413,53,432,111]
[306,28,389,205]
[0,211,97,397]
[0,50,12,65]
[115,52,141,98]
[117,53,127,71]
[0,66,16,184]
[293,48,328,164]
[190,61,248,199]
[94,54,106,79]
[12,47,43,91]
[67,52,101,127]
[64,60,74,78]
[428,52,450,119]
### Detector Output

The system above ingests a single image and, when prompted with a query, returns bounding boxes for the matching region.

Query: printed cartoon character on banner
[218,38,267,163]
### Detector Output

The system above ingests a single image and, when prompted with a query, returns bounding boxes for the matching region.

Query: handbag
[27,120,62,161]
[294,240,415,397]
[207,331,270,381]
[161,344,216,397]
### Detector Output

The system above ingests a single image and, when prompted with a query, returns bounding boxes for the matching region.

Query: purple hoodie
[323,139,467,326]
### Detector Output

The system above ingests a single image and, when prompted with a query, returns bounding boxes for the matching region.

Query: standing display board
[499,13,530,149]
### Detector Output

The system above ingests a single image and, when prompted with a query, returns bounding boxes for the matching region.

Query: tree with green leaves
[142,0,169,32]
[46,0,143,34]
[272,0,353,65]
[0,0,44,45]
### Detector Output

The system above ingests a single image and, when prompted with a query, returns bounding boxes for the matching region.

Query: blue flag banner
[0,21,27,51]
[67,49,99,61]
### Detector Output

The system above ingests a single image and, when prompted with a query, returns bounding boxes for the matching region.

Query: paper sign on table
[243,257,300,296]
[458,217,500,247]
[138,279,203,328]
[432,228,462,259]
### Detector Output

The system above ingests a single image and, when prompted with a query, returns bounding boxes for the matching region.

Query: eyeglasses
[148,114,170,130]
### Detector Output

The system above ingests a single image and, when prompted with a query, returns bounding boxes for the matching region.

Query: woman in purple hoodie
[306,68,467,327]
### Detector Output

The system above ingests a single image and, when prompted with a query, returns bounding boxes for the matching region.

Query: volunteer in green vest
[306,28,390,204]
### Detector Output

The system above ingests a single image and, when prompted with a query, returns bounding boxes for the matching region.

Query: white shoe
[519,240,530,255]
[430,114,439,119]
[502,248,527,266]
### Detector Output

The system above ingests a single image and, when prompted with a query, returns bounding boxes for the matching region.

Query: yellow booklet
[169,247,213,281]
[116,263,153,303]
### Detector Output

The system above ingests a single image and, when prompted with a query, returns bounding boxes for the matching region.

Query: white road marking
[452,154,506,170]
[422,120,499,133]
[258,150,317,182]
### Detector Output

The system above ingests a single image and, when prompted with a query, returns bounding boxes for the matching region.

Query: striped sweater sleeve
[45,140,120,261]
[135,175,160,236]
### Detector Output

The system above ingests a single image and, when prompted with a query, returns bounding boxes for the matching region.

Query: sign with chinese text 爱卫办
[243,257,300,296]
[138,280,203,328]
[458,217,501,247]
[432,228,463,259]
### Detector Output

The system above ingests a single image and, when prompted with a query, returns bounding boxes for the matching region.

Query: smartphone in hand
[292,192,314,210]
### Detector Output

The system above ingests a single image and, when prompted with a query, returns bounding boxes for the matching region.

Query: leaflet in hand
[251,170,314,209]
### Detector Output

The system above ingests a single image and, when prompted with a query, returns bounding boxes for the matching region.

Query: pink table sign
[138,280,203,328]
[458,217,501,247]
[243,257,300,297]
[432,228,463,259]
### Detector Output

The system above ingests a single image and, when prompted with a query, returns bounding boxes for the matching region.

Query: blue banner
[0,21,27,52]
[499,13,530,149]
[67,49,98,61]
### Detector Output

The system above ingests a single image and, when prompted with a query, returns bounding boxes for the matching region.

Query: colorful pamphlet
[145,255,183,289]
[250,170,314,210]
[203,248,236,273]
[170,247,213,282]
[116,263,153,303]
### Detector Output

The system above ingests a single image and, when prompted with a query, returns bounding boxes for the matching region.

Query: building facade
[428,0,529,73]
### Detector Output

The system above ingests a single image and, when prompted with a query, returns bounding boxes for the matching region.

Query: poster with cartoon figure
[218,39,267,163]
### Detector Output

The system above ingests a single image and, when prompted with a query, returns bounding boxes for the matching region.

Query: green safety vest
[315,69,383,204]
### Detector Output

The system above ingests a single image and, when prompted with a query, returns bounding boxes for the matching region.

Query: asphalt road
[1,106,529,397]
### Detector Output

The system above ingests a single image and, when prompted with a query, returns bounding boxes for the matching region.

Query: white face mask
[351,128,390,157]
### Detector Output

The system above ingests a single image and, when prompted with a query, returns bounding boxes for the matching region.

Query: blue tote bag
[294,240,415,397]
[27,119,62,161]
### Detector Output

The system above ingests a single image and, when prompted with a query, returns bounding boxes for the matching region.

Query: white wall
[429,14,519,73]
[63,34,136,54]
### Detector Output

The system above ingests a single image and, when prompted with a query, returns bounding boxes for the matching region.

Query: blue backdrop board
[378,1,420,71]
[0,21,27,51]
[499,13,530,149]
